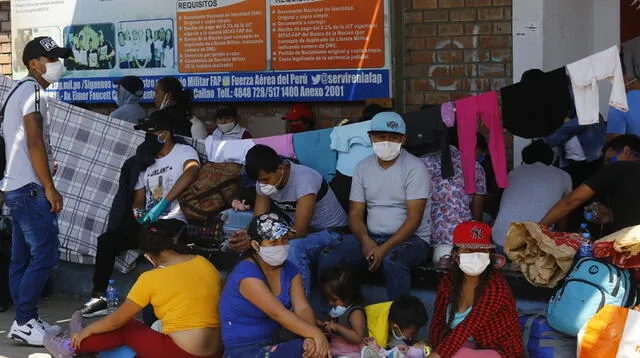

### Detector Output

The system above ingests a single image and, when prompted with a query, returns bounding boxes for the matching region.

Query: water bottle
[106,279,119,314]
[584,205,599,222]
[577,233,593,259]
[579,223,590,237]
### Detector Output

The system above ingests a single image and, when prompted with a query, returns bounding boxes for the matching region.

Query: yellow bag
[365,301,392,347]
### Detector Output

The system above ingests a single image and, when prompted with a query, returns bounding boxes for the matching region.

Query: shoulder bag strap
[0,79,38,124]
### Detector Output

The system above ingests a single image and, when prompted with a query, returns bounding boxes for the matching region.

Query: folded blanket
[594,225,640,269]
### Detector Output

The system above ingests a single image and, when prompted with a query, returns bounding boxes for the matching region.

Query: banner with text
[11,0,392,103]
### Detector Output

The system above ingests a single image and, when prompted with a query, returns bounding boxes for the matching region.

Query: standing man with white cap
[318,112,432,300]
[1,36,71,345]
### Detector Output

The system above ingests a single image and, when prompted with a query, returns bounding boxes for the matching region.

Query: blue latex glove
[141,198,170,224]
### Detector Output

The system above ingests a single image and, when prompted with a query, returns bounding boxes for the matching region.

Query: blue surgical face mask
[388,324,408,348]
[391,324,407,341]
[608,150,640,164]
[608,151,621,164]
[329,305,348,318]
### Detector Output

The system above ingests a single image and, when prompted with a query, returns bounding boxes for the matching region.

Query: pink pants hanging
[455,91,508,194]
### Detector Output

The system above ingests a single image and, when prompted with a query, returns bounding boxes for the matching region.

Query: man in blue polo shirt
[607,54,640,139]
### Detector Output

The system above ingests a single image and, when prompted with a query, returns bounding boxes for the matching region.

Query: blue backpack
[519,314,576,358]
[546,258,637,336]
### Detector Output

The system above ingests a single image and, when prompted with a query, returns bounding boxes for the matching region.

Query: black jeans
[92,219,184,295]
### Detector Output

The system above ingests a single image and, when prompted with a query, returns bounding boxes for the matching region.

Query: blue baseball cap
[368,112,406,135]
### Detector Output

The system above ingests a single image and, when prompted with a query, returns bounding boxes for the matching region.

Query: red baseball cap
[453,221,495,249]
[282,103,313,121]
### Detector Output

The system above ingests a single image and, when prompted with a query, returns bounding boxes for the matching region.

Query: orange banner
[177,0,267,73]
[271,0,385,70]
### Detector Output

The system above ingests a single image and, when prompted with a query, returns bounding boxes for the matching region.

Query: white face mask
[458,252,491,276]
[217,122,236,133]
[259,183,277,196]
[37,60,64,84]
[259,170,284,196]
[258,244,289,267]
[329,305,349,318]
[391,324,407,343]
[373,141,402,161]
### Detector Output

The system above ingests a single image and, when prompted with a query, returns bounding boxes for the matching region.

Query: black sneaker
[81,297,108,318]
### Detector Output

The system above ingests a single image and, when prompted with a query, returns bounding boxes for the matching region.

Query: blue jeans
[4,183,59,324]
[224,339,305,358]
[317,234,429,300]
[288,230,343,297]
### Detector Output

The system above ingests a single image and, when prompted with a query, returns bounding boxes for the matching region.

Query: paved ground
[0,297,84,358]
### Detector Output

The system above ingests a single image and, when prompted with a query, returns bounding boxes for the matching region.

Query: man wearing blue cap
[318,112,431,300]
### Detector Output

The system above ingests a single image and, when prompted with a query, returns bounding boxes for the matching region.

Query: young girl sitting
[319,267,367,358]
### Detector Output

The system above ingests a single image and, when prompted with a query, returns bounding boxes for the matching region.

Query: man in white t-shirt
[81,109,200,318]
[2,37,71,346]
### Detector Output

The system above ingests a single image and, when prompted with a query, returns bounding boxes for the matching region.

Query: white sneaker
[37,317,62,336]
[7,319,46,346]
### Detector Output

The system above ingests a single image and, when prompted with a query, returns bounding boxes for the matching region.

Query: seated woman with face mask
[428,222,523,358]
[219,212,331,358]
[210,105,252,141]
[43,226,223,358]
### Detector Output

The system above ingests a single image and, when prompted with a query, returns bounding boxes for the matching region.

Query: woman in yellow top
[43,225,223,358]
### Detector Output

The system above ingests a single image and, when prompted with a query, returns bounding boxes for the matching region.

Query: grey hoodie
[111,87,147,124]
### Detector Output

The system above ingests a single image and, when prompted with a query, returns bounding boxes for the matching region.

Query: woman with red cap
[428,221,523,358]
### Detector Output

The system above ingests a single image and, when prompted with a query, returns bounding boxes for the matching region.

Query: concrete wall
[542,0,594,70]
[511,0,620,166]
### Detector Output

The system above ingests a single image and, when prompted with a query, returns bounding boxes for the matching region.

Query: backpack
[0,80,38,181]
[178,162,242,223]
[546,257,638,336]
[519,313,577,358]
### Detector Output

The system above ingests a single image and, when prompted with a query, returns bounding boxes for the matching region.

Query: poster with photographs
[10,0,393,103]
[63,23,116,71]
[13,27,62,75]
[117,19,175,70]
